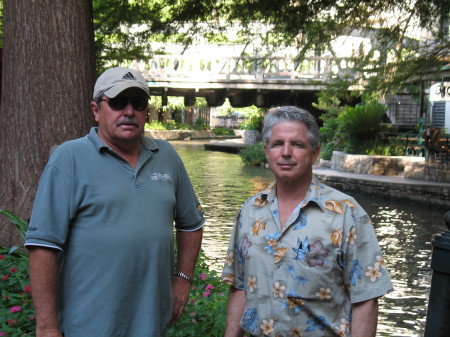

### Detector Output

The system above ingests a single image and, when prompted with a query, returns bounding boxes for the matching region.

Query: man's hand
[170,275,191,323]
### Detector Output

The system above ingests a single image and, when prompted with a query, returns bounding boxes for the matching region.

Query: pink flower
[205,284,215,291]
[10,306,22,313]
[0,255,4,260]
[24,285,32,293]
[200,273,207,280]
[202,291,210,297]
[0,332,7,336]
[10,267,17,273]
[1,275,8,281]
[190,311,196,316]
[192,318,198,323]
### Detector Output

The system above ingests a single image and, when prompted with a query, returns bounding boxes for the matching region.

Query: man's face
[264,121,320,185]
[91,88,148,149]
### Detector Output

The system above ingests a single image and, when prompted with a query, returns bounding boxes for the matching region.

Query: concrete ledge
[331,151,450,183]
[204,141,247,153]
[314,167,450,208]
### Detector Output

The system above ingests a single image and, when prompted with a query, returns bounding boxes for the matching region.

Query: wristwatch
[173,271,193,284]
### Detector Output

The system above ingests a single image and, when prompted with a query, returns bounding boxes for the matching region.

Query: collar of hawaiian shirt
[262,176,327,212]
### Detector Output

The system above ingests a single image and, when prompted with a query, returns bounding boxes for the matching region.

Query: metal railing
[386,103,422,126]
[136,55,356,82]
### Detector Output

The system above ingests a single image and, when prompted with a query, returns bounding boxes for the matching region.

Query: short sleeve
[25,149,74,250]
[342,207,393,303]
[221,208,246,289]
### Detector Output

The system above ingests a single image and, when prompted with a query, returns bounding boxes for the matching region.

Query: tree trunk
[0,0,96,247]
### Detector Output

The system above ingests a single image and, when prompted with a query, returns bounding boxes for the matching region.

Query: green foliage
[168,251,229,337]
[0,210,35,337]
[145,120,192,130]
[212,127,235,136]
[315,92,403,158]
[315,91,346,160]
[194,117,208,130]
[237,107,264,131]
[216,99,234,116]
[239,142,267,166]
[338,103,387,140]
[0,250,34,337]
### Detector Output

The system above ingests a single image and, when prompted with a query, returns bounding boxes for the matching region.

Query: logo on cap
[122,72,137,81]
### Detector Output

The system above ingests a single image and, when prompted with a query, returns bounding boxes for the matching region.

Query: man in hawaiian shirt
[222,106,393,337]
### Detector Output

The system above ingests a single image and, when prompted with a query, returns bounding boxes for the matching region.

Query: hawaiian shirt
[222,175,393,337]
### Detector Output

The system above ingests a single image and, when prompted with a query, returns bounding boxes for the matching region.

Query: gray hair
[262,106,320,149]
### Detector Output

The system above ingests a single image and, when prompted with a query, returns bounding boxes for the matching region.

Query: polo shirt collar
[86,127,159,152]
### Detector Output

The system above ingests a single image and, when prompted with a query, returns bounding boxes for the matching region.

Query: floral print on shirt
[222,176,393,336]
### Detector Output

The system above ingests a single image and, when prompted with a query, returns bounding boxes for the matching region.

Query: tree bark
[0,0,96,247]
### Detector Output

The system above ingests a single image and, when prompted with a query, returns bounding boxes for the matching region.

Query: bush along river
[171,140,447,337]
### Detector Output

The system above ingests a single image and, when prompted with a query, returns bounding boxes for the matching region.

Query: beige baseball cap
[93,67,150,100]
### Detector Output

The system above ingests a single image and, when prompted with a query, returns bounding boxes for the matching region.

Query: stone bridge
[131,54,354,107]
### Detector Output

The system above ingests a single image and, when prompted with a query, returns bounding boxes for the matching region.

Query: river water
[171,140,447,337]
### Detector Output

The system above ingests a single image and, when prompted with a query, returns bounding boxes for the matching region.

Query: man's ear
[91,101,100,122]
[312,146,321,162]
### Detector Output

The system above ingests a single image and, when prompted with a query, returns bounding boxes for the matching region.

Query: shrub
[168,252,229,337]
[237,108,264,131]
[145,121,194,131]
[212,127,235,136]
[338,103,386,140]
[194,117,208,130]
[317,98,392,158]
[239,142,267,166]
[0,210,35,337]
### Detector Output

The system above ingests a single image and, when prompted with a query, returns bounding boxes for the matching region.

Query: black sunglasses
[99,96,149,111]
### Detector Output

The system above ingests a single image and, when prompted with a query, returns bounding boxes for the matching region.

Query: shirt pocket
[282,245,345,301]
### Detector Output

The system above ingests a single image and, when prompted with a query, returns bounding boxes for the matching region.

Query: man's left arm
[171,228,203,322]
[351,298,378,337]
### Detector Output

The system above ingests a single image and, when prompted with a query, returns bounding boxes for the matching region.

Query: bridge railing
[137,55,354,82]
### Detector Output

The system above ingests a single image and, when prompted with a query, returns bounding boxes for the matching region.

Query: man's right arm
[224,285,246,337]
[28,247,63,337]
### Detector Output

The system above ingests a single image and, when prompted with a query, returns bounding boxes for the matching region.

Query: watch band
[173,271,193,284]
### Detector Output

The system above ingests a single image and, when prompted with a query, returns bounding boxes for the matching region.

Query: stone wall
[315,171,450,208]
[405,161,450,182]
[331,151,450,183]
[234,130,261,144]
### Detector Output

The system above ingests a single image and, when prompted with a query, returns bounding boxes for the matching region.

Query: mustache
[116,117,139,127]
[277,161,296,165]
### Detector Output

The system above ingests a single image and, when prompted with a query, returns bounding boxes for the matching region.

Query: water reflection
[172,140,447,337]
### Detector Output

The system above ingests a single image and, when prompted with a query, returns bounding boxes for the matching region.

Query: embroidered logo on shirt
[150,173,172,181]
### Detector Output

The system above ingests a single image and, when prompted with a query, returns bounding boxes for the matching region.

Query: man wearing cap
[25,67,204,337]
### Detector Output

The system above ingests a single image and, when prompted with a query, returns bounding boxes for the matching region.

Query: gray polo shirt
[25,127,204,337]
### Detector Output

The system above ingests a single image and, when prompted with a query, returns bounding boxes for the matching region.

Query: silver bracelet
[173,271,193,284]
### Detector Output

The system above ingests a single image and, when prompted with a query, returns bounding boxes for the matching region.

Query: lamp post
[424,211,450,336]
